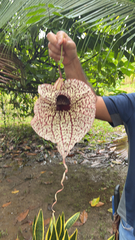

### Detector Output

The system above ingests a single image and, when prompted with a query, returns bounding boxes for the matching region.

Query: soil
[0,134,128,240]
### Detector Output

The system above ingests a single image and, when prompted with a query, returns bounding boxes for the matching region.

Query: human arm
[47,31,112,123]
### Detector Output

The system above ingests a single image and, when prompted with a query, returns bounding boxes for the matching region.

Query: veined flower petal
[31,79,96,158]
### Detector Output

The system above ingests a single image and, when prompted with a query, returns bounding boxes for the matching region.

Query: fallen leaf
[111,160,122,165]
[108,208,113,213]
[16,209,29,222]
[80,210,88,224]
[2,202,11,208]
[26,152,37,156]
[12,189,19,194]
[110,147,116,152]
[95,202,104,207]
[41,181,52,185]
[73,221,83,227]
[101,187,107,190]
[14,158,23,161]
[90,196,100,207]
[25,146,31,150]
[40,171,46,174]
[2,165,12,168]
[44,218,50,226]
[6,179,12,183]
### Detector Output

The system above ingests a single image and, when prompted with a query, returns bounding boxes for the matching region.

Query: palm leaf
[0,0,135,87]
[1,0,135,42]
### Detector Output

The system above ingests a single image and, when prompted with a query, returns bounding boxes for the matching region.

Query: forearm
[64,56,90,87]
[64,56,96,100]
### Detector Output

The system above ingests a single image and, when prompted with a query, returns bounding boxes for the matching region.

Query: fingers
[56,31,69,45]
[47,32,60,49]
[47,31,69,47]
[47,31,77,64]
[47,31,66,62]
[49,50,61,62]
[48,42,64,61]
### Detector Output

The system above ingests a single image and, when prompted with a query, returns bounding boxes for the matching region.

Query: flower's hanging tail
[51,158,68,216]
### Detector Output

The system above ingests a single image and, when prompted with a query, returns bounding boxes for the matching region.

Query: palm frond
[0,0,135,91]
[0,0,135,56]
[0,45,24,87]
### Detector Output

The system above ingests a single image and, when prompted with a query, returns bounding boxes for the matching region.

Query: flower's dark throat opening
[56,95,70,111]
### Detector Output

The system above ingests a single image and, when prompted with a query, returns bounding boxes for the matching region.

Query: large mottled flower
[31,78,96,158]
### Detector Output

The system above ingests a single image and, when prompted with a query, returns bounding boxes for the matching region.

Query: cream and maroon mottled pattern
[31,78,96,158]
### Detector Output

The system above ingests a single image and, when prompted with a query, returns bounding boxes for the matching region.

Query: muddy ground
[0,133,128,240]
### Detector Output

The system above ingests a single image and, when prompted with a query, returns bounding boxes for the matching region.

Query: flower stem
[58,45,63,78]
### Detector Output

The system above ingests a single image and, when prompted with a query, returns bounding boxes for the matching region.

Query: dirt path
[0,136,128,240]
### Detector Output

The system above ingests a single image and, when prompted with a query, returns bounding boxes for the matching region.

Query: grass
[0,230,8,238]
[120,76,135,93]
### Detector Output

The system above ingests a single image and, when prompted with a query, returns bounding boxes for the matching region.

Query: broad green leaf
[97,60,101,72]
[121,67,134,77]
[49,216,56,233]
[26,16,44,24]
[48,4,55,8]
[65,212,80,230]
[56,215,62,237]
[69,229,78,240]
[45,226,51,240]
[34,209,44,240]
[25,4,45,10]
[123,50,134,62]
[52,12,62,16]
[90,196,100,207]
[59,213,65,240]
[51,225,59,240]
[32,216,36,239]
[27,8,46,17]
[62,230,69,240]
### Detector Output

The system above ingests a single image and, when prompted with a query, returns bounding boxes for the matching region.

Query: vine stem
[58,45,63,79]
[51,43,65,217]
[51,157,68,217]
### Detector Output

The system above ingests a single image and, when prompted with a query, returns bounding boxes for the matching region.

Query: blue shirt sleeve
[103,93,135,127]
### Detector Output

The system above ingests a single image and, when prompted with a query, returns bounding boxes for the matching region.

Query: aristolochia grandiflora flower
[31,78,96,158]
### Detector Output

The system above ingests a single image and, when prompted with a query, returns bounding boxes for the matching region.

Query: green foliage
[32,210,79,240]
[107,234,115,240]
[33,210,44,240]
[1,0,135,118]
[0,229,8,238]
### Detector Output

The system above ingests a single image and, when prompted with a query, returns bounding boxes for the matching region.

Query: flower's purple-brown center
[56,95,70,111]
